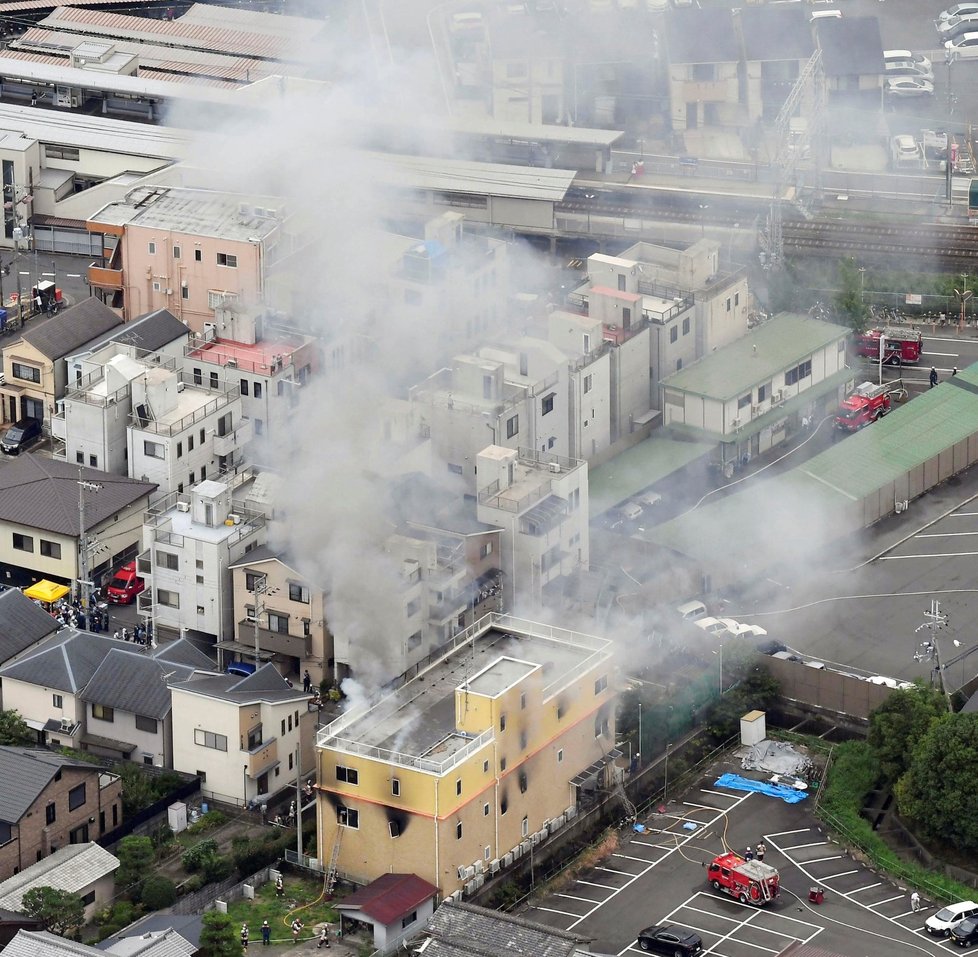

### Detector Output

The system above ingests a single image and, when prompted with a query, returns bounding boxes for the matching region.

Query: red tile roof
[336,874,438,926]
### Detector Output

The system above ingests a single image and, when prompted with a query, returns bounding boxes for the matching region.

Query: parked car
[620,500,644,521]
[944,31,978,56]
[694,617,731,637]
[951,918,978,947]
[886,78,934,98]
[939,3,978,24]
[938,11,978,35]
[0,417,41,455]
[885,61,935,81]
[927,902,978,936]
[636,925,703,956]
[717,617,768,638]
[636,490,663,508]
[105,561,145,605]
[676,600,707,622]
[884,50,934,72]
[226,662,257,678]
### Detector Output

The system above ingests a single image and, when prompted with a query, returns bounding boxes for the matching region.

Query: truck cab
[835,381,892,432]
[105,561,145,604]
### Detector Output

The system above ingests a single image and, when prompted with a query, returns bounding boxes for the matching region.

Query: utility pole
[77,470,103,627]
[914,599,953,710]
[295,744,303,864]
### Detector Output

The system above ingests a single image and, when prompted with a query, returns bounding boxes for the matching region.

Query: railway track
[783,221,978,262]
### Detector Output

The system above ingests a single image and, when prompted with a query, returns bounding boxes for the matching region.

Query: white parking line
[557,893,604,904]
[871,895,905,907]
[780,841,828,850]
[805,855,843,864]
[849,883,882,893]
[596,865,633,876]
[917,531,978,537]
[614,852,663,863]
[701,789,736,798]
[703,905,762,955]
[578,879,617,890]
[820,869,859,880]
[532,905,580,918]
[767,828,811,837]
[881,551,978,559]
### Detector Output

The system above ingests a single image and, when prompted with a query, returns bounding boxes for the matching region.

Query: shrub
[140,875,177,910]
[180,874,204,894]
[181,838,219,873]
[200,853,232,884]
[150,822,174,851]
[97,924,121,942]
[187,809,227,835]
[231,833,289,877]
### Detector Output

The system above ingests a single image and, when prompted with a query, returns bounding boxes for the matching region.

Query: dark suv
[953,919,978,947]
[1,418,41,455]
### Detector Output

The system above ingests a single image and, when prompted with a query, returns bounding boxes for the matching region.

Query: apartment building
[0,298,122,427]
[661,312,851,468]
[170,664,313,807]
[315,614,615,897]
[86,186,288,331]
[181,306,318,447]
[0,750,122,879]
[137,480,265,645]
[475,446,588,607]
[409,339,568,493]
[226,546,332,686]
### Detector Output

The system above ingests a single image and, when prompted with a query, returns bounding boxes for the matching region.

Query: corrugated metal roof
[0,843,119,911]
[178,2,328,40]
[661,313,850,400]
[0,0,158,11]
[337,874,439,926]
[138,68,239,89]
[375,151,575,202]
[14,27,281,81]
[39,6,298,60]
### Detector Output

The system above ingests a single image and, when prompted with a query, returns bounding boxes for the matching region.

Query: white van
[810,9,842,20]
[676,600,708,622]
[926,902,978,936]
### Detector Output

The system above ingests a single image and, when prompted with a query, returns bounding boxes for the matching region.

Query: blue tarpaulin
[714,773,809,804]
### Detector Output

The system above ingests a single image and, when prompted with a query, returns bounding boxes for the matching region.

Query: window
[594,714,609,738]
[176,441,183,459]
[337,807,358,828]
[402,911,417,929]
[79,890,95,907]
[194,248,202,262]
[584,373,593,394]
[173,245,181,259]
[45,803,56,825]
[500,757,507,771]
[245,572,263,592]
[521,816,529,837]
[336,766,359,785]
[692,62,715,81]
[143,441,164,459]
[726,298,732,312]
[456,821,463,840]
[254,382,262,398]
[267,612,289,634]
[289,583,310,603]
[135,714,158,734]
[737,393,751,410]
[157,589,179,609]
[254,418,264,435]
[52,694,63,708]
[557,748,564,763]
[76,451,83,464]
[39,540,60,559]
[594,674,608,694]
[239,378,250,397]
[506,414,519,439]
[520,692,526,710]
[758,383,768,402]
[92,704,114,722]
[68,783,86,810]
[682,316,690,335]
[499,713,507,732]
[156,550,178,570]
[182,285,189,300]
[669,326,678,343]
[456,779,462,796]
[216,252,238,268]
[542,393,555,416]
[391,778,400,796]
[11,362,40,383]
[483,760,490,773]
[0,822,10,845]
[194,729,228,751]
[483,802,490,816]
[677,358,683,371]
[448,463,463,475]
[210,371,219,389]
[148,241,156,255]
[735,292,740,306]
[519,771,528,793]
[44,145,79,161]
[12,533,33,553]
[519,730,527,750]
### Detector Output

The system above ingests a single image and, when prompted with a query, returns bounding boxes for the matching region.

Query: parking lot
[518,758,961,957]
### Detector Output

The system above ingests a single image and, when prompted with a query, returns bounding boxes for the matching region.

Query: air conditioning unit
[176,501,191,513]
[464,880,478,896]
[450,890,463,902]
[60,718,72,732]
[773,390,783,403]
[463,865,476,880]
[502,852,513,867]
[730,417,741,428]
[456,865,467,880]
[549,462,560,474]
[225,357,237,368]
[511,844,523,861]
[895,500,909,514]
[489,859,500,875]
[531,831,544,846]
[751,406,758,416]
[564,805,578,820]
[552,814,566,830]
[472,860,483,875]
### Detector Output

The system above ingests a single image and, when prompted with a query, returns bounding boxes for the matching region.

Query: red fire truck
[854,328,922,365]
[707,852,780,905]
[835,381,892,432]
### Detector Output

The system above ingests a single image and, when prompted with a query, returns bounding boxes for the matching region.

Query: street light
[954,278,972,336]
[664,741,672,804]
[583,191,597,233]
[713,643,723,693]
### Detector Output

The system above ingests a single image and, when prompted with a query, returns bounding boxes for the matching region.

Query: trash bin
[809,887,824,905]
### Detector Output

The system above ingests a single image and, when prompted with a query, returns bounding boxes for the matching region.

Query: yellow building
[315,613,615,898]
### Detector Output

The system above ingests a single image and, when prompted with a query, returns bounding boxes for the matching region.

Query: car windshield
[110,576,129,589]
[958,920,978,933]
[936,908,958,921]
[4,429,22,441]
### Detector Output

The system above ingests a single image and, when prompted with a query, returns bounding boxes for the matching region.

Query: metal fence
[97,773,200,850]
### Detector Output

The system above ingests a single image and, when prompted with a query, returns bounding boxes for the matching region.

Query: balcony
[239,621,307,658]
[88,264,123,290]
[246,736,279,777]
[213,418,253,457]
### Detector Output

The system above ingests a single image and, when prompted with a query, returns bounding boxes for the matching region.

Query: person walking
[744,846,754,862]
[911,891,921,912]
[318,925,331,949]
[291,918,303,944]
[930,366,939,388]
[261,920,271,946]
[240,923,249,951]
[275,874,284,897]
[756,841,766,863]
[303,670,312,694]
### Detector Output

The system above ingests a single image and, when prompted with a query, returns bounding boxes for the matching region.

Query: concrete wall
[765,656,891,721]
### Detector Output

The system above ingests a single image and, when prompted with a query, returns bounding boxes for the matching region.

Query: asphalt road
[519,752,954,957]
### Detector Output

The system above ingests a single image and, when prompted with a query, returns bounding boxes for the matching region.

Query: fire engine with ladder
[707,852,780,905]
[834,381,894,432]
[854,328,922,366]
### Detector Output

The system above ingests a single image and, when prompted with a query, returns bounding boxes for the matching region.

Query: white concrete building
[475,445,588,607]
[137,480,265,645]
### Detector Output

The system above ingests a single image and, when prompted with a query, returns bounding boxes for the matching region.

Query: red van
[106,562,145,604]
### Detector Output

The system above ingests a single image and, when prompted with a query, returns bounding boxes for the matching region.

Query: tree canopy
[895,712,978,852]
[198,911,241,957]
[0,710,35,747]
[868,684,947,784]
[115,835,154,891]
[21,886,84,936]
[833,258,869,333]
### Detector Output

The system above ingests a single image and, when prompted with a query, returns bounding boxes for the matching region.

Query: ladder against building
[324,826,343,896]
[614,767,637,822]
